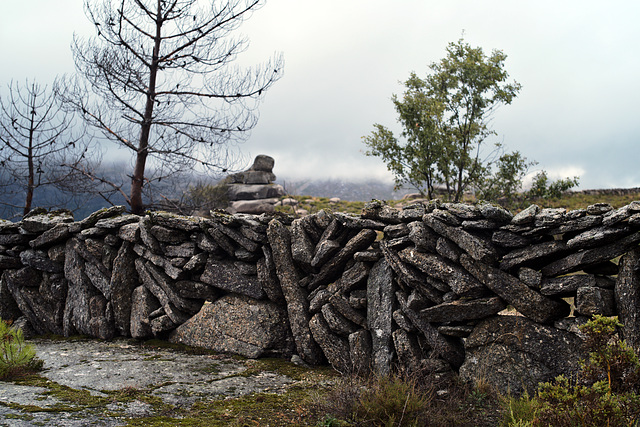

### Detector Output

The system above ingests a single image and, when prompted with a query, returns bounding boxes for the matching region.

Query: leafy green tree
[526,171,580,200]
[364,37,522,201]
[476,150,536,206]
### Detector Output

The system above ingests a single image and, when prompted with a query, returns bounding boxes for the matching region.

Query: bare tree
[0,80,95,217]
[58,0,283,214]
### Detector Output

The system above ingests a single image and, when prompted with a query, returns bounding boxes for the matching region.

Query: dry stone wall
[2,200,640,394]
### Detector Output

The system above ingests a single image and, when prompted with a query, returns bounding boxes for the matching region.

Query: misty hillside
[276,178,416,202]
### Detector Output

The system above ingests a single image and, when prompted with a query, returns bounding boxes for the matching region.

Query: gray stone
[199,257,265,300]
[518,268,542,288]
[545,215,602,235]
[540,274,596,296]
[21,210,74,233]
[534,208,566,227]
[135,259,190,325]
[139,216,163,254]
[133,244,183,280]
[250,154,275,172]
[78,206,127,229]
[169,294,294,358]
[267,219,324,365]
[321,303,359,337]
[398,248,485,298]
[366,259,395,375]
[291,219,315,270]
[380,241,445,304]
[149,211,203,232]
[418,297,506,323]
[308,228,377,290]
[408,221,438,252]
[566,225,633,249]
[461,254,570,324]
[4,268,65,335]
[257,246,285,303]
[30,223,71,248]
[20,249,63,273]
[182,252,208,272]
[396,290,464,368]
[424,215,497,264]
[129,285,160,339]
[443,203,482,220]
[164,242,197,258]
[542,232,640,276]
[227,184,285,201]
[491,230,532,249]
[109,242,138,336]
[500,240,568,271]
[435,237,462,262]
[392,329,428,372]
[362,201,401,224]
[384,223,409,239]
[575,287,615,316]
[615,248,640,352]
[479,202,513,223]
[339,262,370,293]
[118,222,140,242]
[460,315,585,396]
[329,293,367,328]
[309,313,350,372]
[511,204,540,225]
[0,272,22,321]
[349,330,372,375]
[95,214,139,229]
[587,203,613,215]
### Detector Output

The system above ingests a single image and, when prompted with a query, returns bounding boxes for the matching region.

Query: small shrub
[0,318,43,380]
[504,315,640,426]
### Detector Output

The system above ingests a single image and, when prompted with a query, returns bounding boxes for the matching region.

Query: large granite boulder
[169,294,294,358]
[459,315,586,396]
[225,155,285,214]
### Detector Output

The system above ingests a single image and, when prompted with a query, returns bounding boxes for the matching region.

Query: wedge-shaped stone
[615,248,640,352]
[396,290,465,369]
[461,254,570,324]
[200,257,265,300]
[398,248,485,298]
[500,240,568,271]
[308,229,377,290]
[540,274,596,296]
[542,232,640,276]
[424,215,497,264]
[267,219,323,365]
[309,313,351,373]
[366,259,394,375]
[419,297,506,323]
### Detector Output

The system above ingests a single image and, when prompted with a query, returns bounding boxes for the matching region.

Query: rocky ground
[0,337,337,426]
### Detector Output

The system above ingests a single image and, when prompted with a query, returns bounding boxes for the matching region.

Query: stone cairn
[2,200,640,395]
[225,155,285,214]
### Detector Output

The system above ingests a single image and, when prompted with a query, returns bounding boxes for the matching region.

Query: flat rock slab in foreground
[0,338,301,426]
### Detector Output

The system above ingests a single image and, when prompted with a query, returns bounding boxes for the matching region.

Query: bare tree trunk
[130,2,162,215]
[24,89,36,215]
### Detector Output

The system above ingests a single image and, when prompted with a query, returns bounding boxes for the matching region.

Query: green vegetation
[0,319,43,380]
[502,316,640,426]
[362,37,578,204]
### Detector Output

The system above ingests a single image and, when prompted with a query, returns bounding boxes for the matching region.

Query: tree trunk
[130,1,162,215]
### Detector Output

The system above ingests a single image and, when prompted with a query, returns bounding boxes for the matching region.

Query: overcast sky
[1,0,639,190]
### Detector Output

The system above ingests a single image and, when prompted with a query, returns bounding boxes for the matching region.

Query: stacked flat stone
[1,199,640,395]
[225,155,286,214]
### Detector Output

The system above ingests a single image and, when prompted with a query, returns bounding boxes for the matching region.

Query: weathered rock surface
[169,294,294,358]
[460,315,586,395]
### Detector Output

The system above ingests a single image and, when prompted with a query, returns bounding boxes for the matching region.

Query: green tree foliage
[526,171,580,200]
[363,37,522,201]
